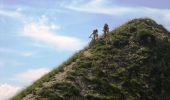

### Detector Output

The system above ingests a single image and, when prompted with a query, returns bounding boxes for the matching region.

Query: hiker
[89,29,98,41]
[103,23,109,38]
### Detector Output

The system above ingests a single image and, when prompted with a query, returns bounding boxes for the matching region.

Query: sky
[0,0,170,99]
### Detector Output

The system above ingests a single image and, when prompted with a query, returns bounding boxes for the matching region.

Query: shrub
[52,82,80,97]
[135,29,156,46]
[111,35,129,48]
[38,88,64,100]
[129,26,137,33]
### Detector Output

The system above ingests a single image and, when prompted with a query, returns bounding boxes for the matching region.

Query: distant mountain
[12,18,170,100]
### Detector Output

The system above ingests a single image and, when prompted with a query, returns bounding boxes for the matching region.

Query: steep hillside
[12,18,170,100]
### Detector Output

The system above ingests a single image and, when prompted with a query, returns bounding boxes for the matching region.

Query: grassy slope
[12,18,170,100]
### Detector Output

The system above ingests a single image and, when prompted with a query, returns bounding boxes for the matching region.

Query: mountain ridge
[12,18,170,100]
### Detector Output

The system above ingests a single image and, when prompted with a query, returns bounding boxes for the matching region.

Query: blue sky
[0,0,170,99]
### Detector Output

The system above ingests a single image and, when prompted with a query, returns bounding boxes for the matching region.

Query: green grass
[11,50,84,100]
[12,18,170,100]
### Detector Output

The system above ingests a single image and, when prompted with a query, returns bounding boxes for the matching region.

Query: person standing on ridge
[103,23,109,38]
[89,29,98,41]
[103,23,110,45]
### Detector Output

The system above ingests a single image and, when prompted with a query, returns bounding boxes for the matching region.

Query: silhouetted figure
[103,23,109,38]
[89,29,98,41]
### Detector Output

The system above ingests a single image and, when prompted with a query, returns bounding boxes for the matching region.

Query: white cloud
[163,13,170,24]
[16,8,23,12]
[0,83,21,100]
[50,24,60,30]
[20,52,34,57]
[66,0,170,30]
[67,0,170,16]
[0,59,23,69]
[0,8,23,18]
[0,47,35,57]
[22,18,85,51]
[15,68,50,82]
[67,0,137,16]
